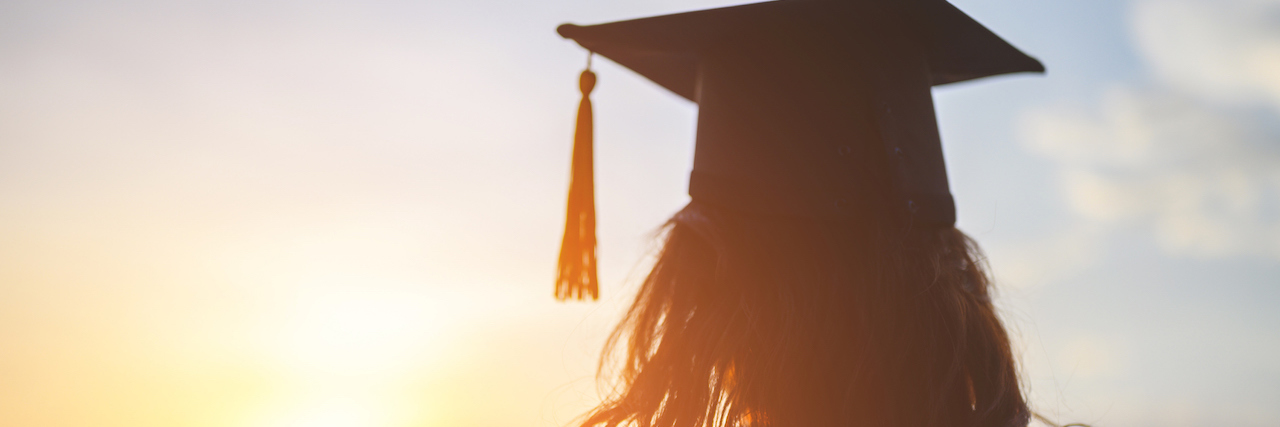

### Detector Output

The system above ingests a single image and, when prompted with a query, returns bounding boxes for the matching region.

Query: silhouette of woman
[553,1,1045,427]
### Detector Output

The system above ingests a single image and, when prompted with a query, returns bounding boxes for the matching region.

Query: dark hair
[578,202,1029,427]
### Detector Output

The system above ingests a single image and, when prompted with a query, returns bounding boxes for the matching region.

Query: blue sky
[0,0,1277,426]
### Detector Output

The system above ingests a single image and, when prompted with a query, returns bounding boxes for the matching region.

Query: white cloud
[1132,0,1280,108]
[1018,0,1280,260]
[987,223,1107,289]
[1059,334,1130,379]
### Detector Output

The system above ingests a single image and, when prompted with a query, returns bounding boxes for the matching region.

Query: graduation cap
[554,0,1044,301]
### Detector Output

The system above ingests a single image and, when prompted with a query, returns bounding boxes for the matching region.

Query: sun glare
[249,395,394,427]
[239,274,480,427]
[279,282,444,378]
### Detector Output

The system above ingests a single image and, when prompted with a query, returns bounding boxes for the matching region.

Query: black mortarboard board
[553,0,1044,300]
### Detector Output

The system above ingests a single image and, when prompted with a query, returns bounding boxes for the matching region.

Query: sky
[0,0,1277,426]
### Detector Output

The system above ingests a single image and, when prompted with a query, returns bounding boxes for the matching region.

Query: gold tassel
[556,53,599,301]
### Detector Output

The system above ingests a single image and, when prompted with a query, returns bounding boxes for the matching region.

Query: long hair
[578,202,1029,427]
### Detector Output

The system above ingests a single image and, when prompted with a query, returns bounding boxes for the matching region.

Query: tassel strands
[557,53,600,301]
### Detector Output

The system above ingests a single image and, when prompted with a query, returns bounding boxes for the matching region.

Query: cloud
[987,223,1107,289]
[1018,0,1280,260]
[1131,0,1280,108]
[1059,334,1130,379]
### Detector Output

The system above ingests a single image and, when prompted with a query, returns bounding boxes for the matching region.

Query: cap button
[907,199,917,213]
[837,145,852,155]
[894,147,905,159]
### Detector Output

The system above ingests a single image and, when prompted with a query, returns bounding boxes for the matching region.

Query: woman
[553,1,1045,426]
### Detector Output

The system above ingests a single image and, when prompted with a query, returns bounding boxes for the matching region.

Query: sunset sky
[1,0,1278,426]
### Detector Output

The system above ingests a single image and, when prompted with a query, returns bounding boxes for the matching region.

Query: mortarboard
[554,0,1044,301]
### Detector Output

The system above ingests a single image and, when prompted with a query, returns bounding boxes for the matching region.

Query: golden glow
[0,0,679,425]
[251,397,391,427]
[0,214,615,426]
[275,282,445,377]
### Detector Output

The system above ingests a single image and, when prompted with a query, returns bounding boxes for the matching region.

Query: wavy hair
[578,202,1029,427]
